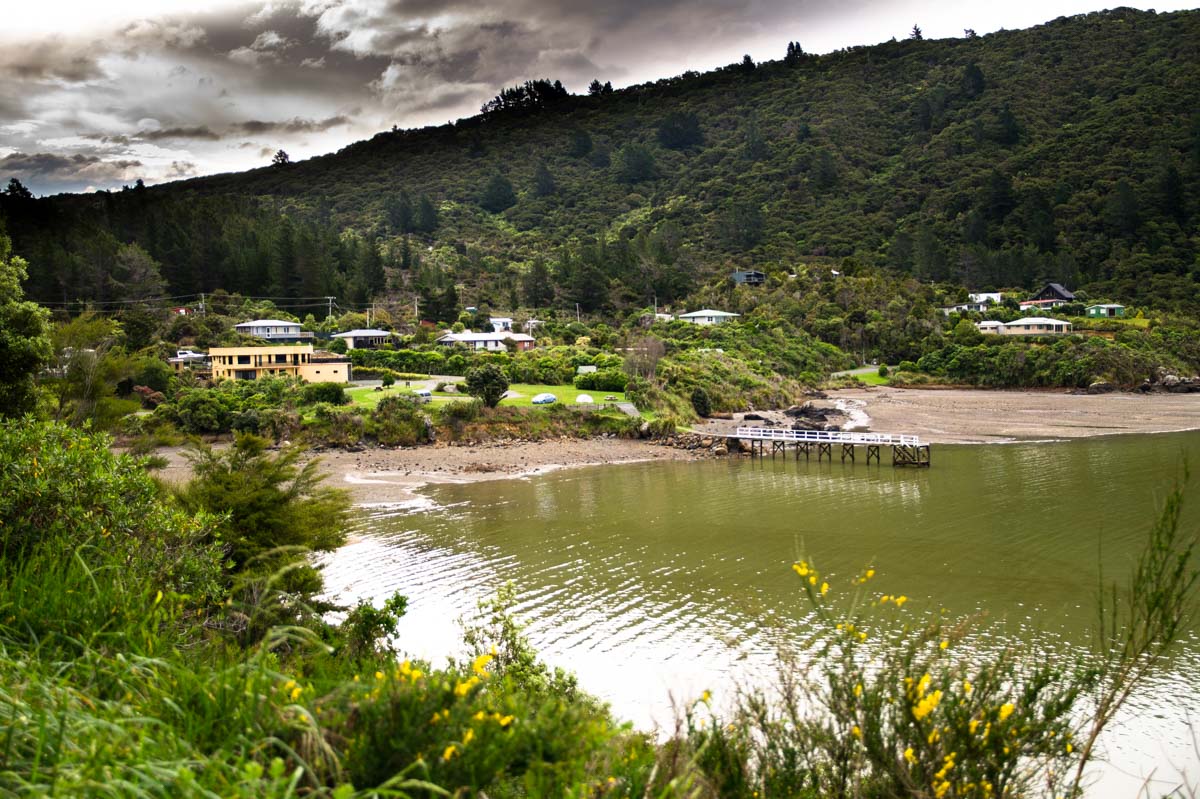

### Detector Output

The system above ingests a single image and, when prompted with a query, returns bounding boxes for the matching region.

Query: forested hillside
[2,7,1198,315]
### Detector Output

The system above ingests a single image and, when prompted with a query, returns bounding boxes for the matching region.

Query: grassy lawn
[500,384,628,407]
[348,383,629,410]
[855,369,891,386]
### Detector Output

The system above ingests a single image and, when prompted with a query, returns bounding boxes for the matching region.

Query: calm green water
[322,432,1200,796]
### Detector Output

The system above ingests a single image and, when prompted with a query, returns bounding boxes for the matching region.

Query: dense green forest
[2,7,1198,317]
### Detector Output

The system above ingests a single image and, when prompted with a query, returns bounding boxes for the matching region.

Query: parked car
[412,388,433,403]
[531,393,557,405]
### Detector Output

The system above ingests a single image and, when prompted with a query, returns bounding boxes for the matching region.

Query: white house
[1000,317,1072,336]
[969,292,1003,304]
[331,329,393,350]
[490,317,513,332]
[1019,298,1068,312]
[975,321,1006,334]
[234,319,313,341]
[437,331,536,352]
[678,309,740,326]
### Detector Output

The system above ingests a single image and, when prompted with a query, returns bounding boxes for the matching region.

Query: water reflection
[320,432,1200,797]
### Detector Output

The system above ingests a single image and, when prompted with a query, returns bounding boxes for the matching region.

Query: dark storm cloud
[0,152,143,190]
[141,126,223,141]
[0,38,105,82]
[235,115,352,134]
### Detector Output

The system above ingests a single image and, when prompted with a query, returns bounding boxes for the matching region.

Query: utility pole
[325,296,335,320]
[200,293,206,316]
[575,302,580,323]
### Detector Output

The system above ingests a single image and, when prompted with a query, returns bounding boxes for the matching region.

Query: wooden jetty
[720,427,931,467]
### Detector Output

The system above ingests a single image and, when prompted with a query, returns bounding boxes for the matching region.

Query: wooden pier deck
[716,427,931,467]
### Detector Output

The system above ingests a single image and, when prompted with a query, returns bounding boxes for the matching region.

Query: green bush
[690,387,712,418]
[301,381,348,406]
[465,364,510,408]
[573,369,629,391]
[369,396,432,446]
[878,364,889,377]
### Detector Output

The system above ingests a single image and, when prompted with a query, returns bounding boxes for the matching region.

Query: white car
[531,393,557,405]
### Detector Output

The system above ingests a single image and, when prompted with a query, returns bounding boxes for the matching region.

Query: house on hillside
[999,317,1072,336]
[1031,283,1075,302]
[1086,303,1126,318]
[678,309,740,326]
[731,269,766,286]
[208,345,350,382]
[234,319,314,342]
[1019,298,1068,312]
[975,321,1006,334]
[969,292,1003,305]
[332,329,394,350]
[436,331,536,352]
[490,317,513,332]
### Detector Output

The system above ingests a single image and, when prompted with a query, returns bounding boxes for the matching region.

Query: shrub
[301,381,348,406]
[878,364,889,377]
[440,399,483,423]
[370,396,432,446]
[690,386,712,418]
[465,364,509,408]
[573,369,628,391]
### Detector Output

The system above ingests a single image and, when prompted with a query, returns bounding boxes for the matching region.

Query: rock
[743,412,767,421]
[443,384,458,393]
[638,421,651,438]
[1137,380,1154,393]
[1162,374,1181,387]
[700,438,714,448]
[1087,380,1116,394]
[712,444,728,456]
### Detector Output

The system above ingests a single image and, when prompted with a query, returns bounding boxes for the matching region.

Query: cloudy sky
[1,0,1195,195]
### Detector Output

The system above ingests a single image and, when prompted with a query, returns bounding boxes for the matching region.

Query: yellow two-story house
[208,345,350,383]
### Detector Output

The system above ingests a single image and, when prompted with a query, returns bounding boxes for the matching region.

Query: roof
[1008,317,1070,325]
[437,331,535,343]
[235,319,300,328]
[332,329,392,338]
[1086,303,1125,309]
[1019,299,1063,305]
[1044,283,1076,299]
[975,321,1005,327]
[490,316,513,322]
[678,309,740,318]
[732,269,765,276]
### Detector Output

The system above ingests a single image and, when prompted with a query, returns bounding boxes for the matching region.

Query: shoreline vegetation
[6,418,1198,797]
[146,387,1200,505]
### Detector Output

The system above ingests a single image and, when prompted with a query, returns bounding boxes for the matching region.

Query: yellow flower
[809,575,817,586]
[939,640,949,650]
[290,685,303,701]
[998,703,1015,721]
[904,747,916,764]
[865,568,875,579]
[895,595,908,607]
[463,728,475,745]
[472,652,494,677]
[928,728,941,745]
[963,680,973,694]
[1066,743,1073,754]
[497,714,514,728]
[442,744,457,762]
[853,683,863,698]
[969,719,980,734]
[473,710,487,721]
[700,689,712,703]
[454,676,481,697]
[912,690,943,721]
[374,671,385,681]
[851,725,862,739]
[792,562,809,577]
[820,581,829,596]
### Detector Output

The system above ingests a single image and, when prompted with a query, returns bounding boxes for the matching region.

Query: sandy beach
[151,437,702,505]
[147,387,1200,503]
[826,387,1200,444]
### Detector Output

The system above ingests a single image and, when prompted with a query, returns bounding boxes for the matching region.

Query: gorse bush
[301,381,349,406]
[369,395,433,446]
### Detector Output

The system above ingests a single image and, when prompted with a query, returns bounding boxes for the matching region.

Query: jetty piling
[721,427,931,468]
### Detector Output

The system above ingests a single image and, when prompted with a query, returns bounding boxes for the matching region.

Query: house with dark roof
[1031,283,1075,302]
[731,269,766,286]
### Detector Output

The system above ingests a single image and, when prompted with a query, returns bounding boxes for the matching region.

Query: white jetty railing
[734,427,922,447]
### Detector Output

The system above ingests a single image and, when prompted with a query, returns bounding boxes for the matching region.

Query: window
[237,355,250,365]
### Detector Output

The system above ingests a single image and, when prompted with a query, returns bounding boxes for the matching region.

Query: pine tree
[480,173,517,213]
[962,62,985,98]
[522,257,555,307]
[743,114,769,161]
[533,161,556,196]
[387,191,414,233]
[414,194,439,232]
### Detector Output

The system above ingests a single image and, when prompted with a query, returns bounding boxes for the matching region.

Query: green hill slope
[2,7,1198,312]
